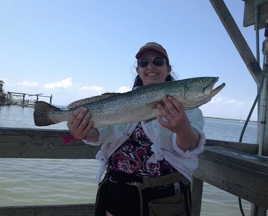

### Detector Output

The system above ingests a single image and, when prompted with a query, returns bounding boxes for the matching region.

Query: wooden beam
[210,0,263,85]
[7,92,26,95]
[206,139,258,154]
[8,92,43,96]
[0,203,95,216]
[0,127,100,159]
[0,127,258,159]
[193,146,268,208]
[28,94,43,96]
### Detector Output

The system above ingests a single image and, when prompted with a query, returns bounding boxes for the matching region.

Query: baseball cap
[135,42,169,62]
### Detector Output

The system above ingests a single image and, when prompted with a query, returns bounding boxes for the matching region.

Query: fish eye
[199,79,206,84]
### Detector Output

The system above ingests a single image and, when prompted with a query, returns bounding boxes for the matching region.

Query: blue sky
[1,0,264,121]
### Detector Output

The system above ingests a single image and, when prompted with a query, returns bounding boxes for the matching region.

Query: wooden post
[22,94,25,107]
[251,205,267,216]
[8,92,11,105]
[50,94,52,104]
[6,92,9,104]
[191,177,203,216]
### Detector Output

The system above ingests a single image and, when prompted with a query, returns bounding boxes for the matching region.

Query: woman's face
[136,50,171,86]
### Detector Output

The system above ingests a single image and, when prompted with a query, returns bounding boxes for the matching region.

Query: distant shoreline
[204,116,257,123]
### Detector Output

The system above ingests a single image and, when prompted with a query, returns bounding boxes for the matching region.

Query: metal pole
[255,5,260,64]
[258,19,268,157]
[251,19,268,216]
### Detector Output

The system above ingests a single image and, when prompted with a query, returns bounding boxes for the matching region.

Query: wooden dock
[7,92,52,107]
[0,127,267,216]
[1,0,268,215]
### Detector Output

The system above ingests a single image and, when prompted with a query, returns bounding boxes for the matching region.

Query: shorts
[106,180,181,216]
[94,171,191,216]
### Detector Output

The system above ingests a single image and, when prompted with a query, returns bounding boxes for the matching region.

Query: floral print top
[108,122,177,183]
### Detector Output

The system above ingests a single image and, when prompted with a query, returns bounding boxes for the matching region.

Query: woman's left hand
[156,96,199,149]
[156,96,190,133]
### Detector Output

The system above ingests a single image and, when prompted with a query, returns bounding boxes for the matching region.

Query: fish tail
[34,101,62,126]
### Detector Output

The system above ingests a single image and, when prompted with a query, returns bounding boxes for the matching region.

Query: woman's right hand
[67,107,96,140]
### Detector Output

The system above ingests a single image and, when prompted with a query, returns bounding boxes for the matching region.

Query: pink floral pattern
[108,122,176,178]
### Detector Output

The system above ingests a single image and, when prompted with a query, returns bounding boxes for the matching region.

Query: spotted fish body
[34,77,225,127]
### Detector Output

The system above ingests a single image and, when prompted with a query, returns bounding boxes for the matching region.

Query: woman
[67,42,206,216]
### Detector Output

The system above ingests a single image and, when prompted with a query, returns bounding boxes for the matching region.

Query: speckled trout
[34,77,225,127]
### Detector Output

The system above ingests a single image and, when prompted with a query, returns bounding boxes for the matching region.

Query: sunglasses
[138,57,166,68]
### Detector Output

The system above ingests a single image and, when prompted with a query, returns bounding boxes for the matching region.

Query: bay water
[0,106,260,215]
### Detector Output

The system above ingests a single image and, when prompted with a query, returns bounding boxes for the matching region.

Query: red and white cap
[135,42,169,62]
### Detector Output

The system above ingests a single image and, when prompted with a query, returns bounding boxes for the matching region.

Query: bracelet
[60,135,87,144]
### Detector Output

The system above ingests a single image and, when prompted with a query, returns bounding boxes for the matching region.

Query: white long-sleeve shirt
[83,108,206,184]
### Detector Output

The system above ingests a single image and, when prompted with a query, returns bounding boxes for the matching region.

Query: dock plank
[0,127,100,159]
[0,127,258,159]
[0,203,95,216]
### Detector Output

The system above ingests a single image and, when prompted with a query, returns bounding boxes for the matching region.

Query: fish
[33,77,225,127]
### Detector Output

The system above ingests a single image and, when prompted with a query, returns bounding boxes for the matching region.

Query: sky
[0,0,265,121]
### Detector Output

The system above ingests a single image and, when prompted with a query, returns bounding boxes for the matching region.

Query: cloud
[44,77,73,89]
[20,81,39,87]
[201,95,257,121]
[210,96,244,107]
[2,79,19,88]
[0,79,12,88]
[78,86,105,95]
[0,78,8,84]
[117,86,131,93]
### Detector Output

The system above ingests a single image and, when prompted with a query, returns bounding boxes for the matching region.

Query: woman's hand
[67,107,98,141]
[156,96,199,150]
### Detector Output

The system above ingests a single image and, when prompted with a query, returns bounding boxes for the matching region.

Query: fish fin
[34,101,61,126]
[67,93,119,109]
[101,92,119,97]
[143,118,157,124]
[147,100,165,109]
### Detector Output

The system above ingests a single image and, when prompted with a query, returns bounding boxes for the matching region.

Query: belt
[109,169,144,184]
[109,169,184,195]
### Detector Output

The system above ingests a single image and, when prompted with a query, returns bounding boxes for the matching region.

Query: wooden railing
[192,141,268,216]
[0,127,267,216]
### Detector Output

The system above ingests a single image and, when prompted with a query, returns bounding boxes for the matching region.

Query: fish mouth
[203,77,226,97]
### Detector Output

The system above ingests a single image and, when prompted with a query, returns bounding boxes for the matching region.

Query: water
[0,106,260,215]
